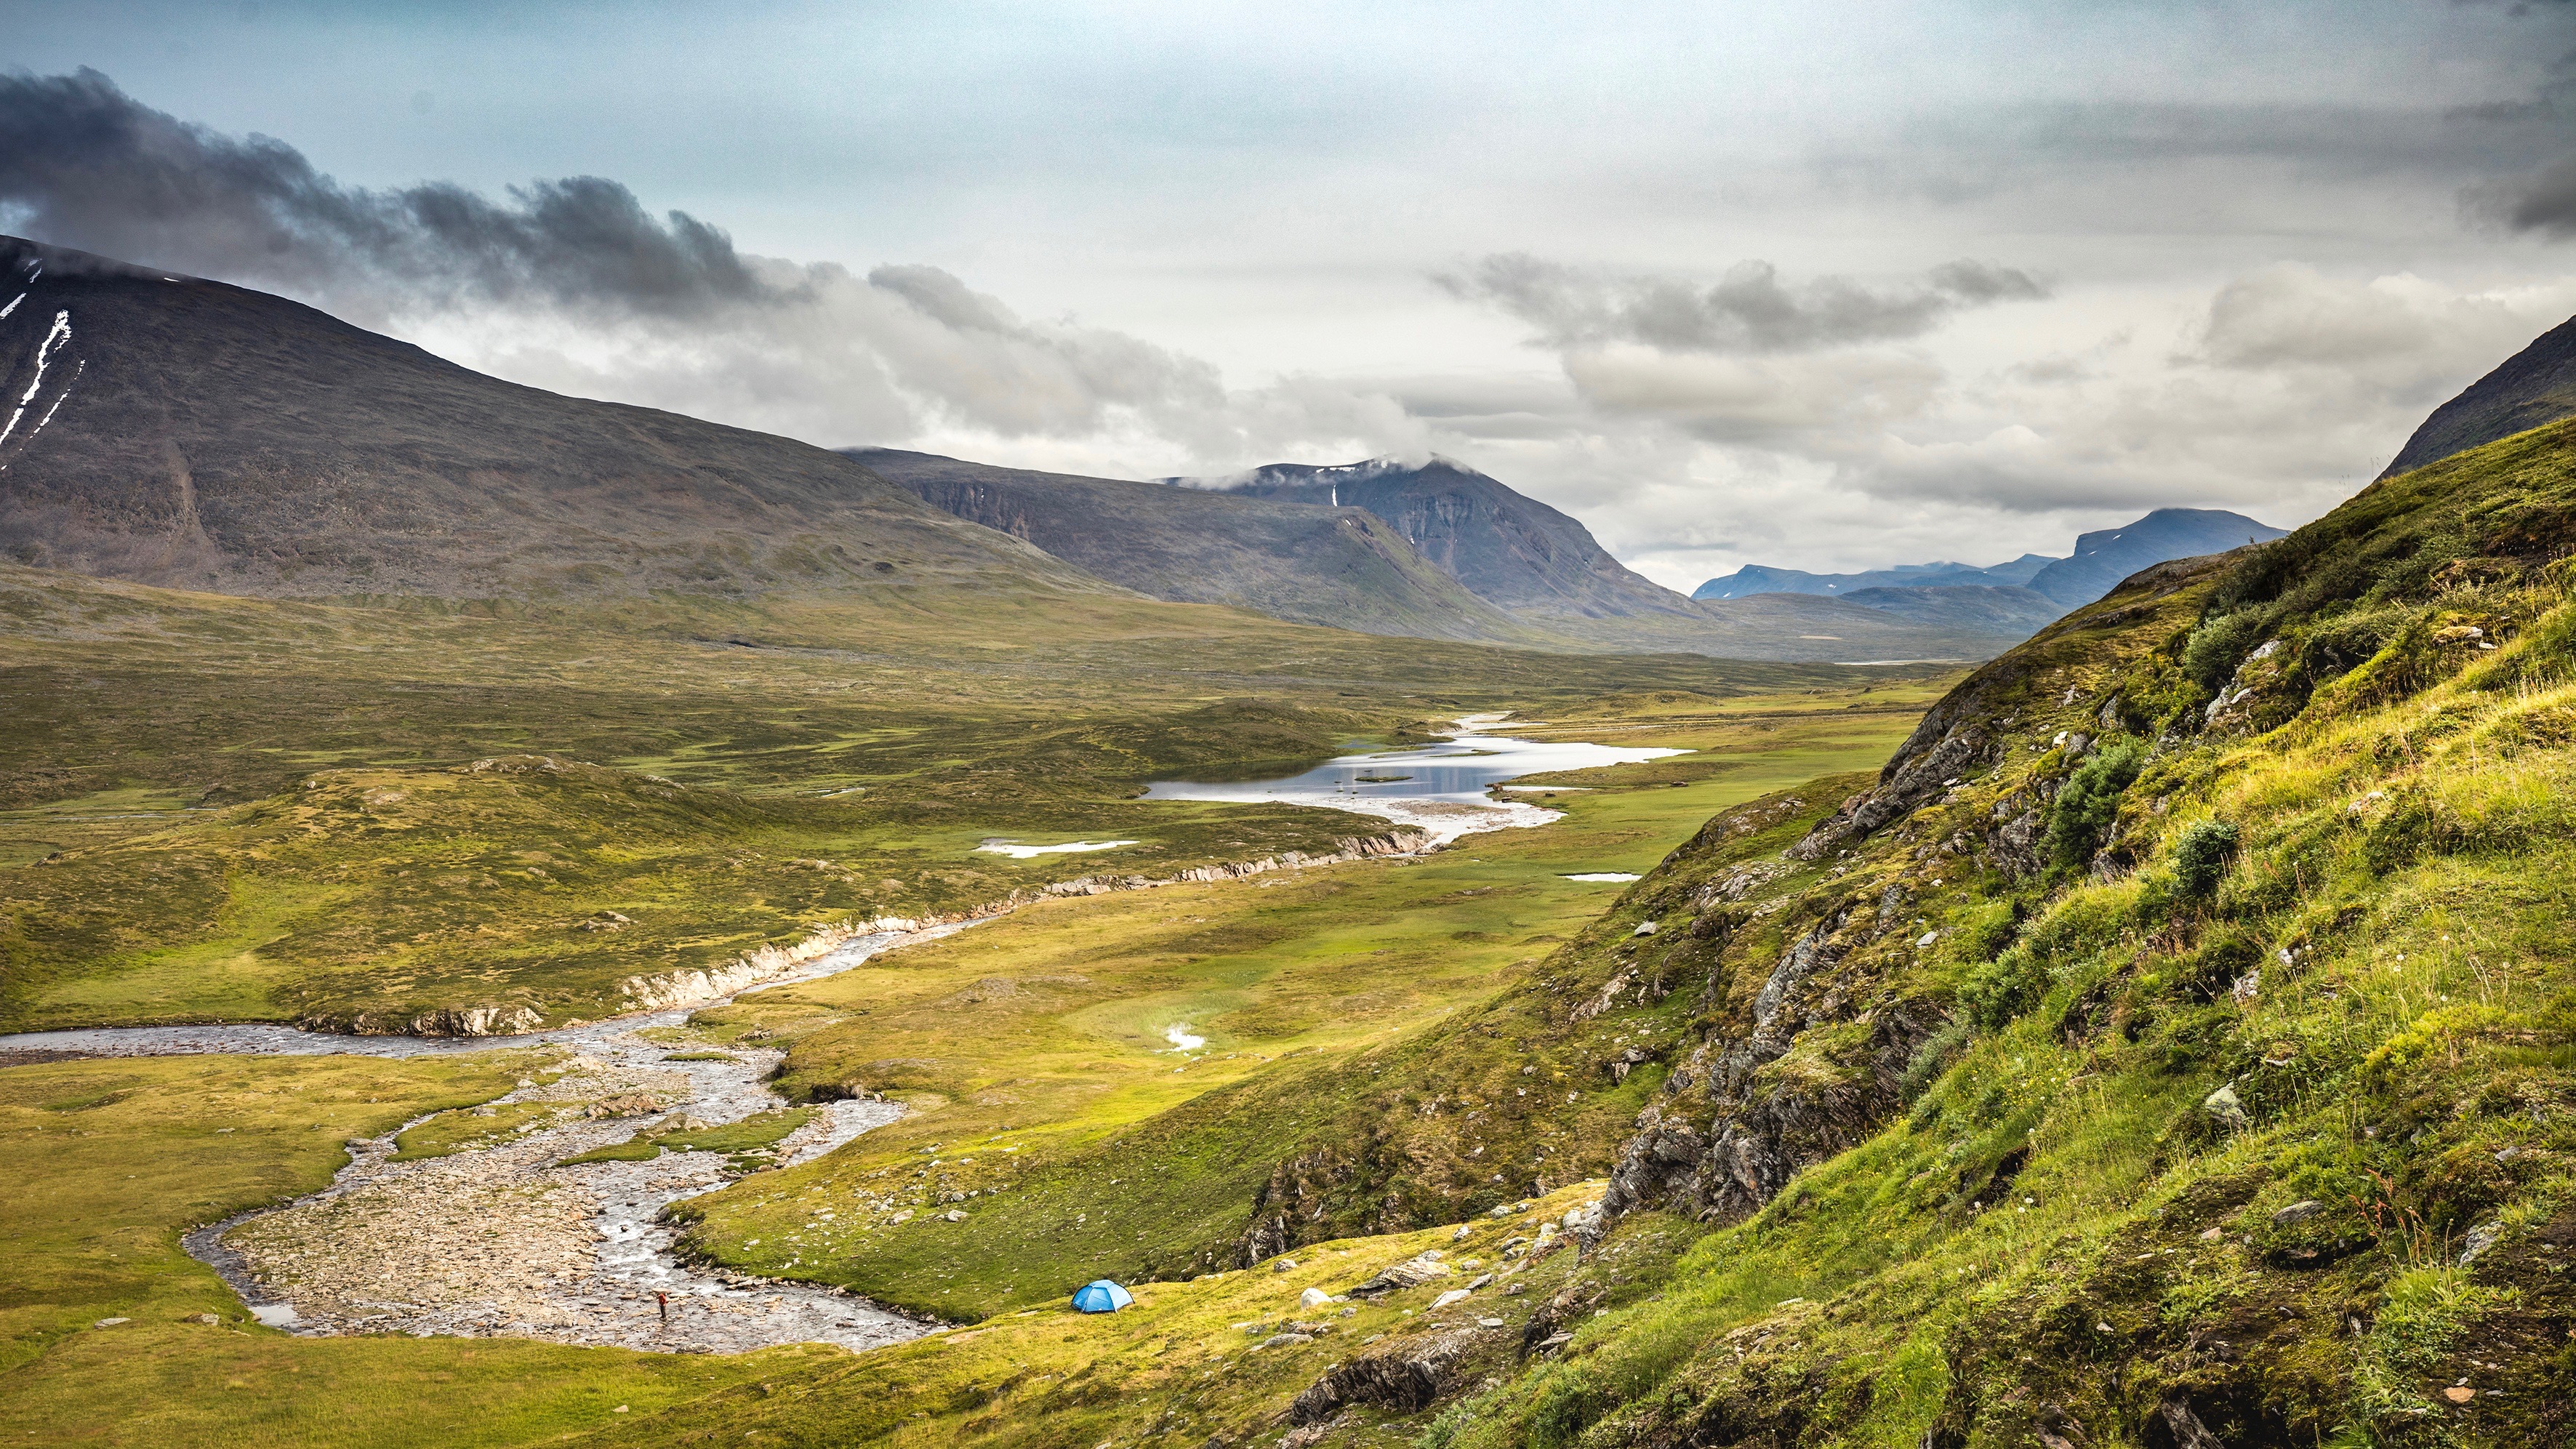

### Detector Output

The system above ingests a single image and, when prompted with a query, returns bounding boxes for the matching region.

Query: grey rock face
[1288,1325,1486,1421]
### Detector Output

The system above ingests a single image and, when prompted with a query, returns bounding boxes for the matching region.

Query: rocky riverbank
[199,1029,929,1354]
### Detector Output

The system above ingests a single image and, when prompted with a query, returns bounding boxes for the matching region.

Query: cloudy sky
[9,1,2576,590]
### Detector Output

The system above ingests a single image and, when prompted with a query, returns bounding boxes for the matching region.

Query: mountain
[1698,509,2285,614]
[845,449,1534,643]
[2021,505,2287,606]
[1693,554,2055,598]
[0,236,1106,603]
[883,449,2047,661]
[0,236,2041,665]
[1180,457,1696,622]
[2380,310,2576,478]
[1833,582,2067,633]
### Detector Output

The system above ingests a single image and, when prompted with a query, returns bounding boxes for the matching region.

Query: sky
[8,1,2576,590]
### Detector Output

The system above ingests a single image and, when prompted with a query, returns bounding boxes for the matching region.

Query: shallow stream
[1144,714,1685,845]
[2,717,1672,1354]
[14,926,962,1354]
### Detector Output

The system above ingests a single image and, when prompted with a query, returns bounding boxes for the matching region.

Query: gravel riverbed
[9,925,966,1355]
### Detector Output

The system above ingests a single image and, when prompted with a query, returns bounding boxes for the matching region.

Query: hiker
[657,1291,669,1322]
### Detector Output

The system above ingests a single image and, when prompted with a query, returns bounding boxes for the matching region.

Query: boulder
[1347,1252,1453,1297]
[1288,1326,1485,1423]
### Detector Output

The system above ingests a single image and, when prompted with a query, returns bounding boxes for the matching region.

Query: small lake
[1144,718,1684,846]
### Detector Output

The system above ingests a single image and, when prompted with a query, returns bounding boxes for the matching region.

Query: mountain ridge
[1179,456,1699,622]
[1695,506,2285,612]
[0,235,1112,605]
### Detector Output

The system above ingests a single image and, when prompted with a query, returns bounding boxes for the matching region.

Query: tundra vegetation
[0,545,1941,1443]
[17,422,2576,1446]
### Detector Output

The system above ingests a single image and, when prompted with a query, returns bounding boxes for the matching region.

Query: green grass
[654,694,1921,1318]
[390,1099,567,1160]
[1389,420,2576,1449]
[0,563,1948,1033]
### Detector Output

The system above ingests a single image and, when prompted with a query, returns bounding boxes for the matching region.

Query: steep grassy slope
[1383,419,2576,1447]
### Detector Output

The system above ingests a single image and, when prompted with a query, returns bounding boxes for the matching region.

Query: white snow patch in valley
[975,838,1140,858]
[1163,1024,1205,1051]
[0,294,21,318]
[1562,872,1642,883]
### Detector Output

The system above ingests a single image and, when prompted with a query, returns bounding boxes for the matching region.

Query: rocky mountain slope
[2380,310,2576,478]
[1187,457,1692,622]
[848,448,1538,642]
[879,449,2045,660]
[0,236,1107,603]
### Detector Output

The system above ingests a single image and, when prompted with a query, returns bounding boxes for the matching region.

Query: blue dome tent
[1072,1280,1133,1314]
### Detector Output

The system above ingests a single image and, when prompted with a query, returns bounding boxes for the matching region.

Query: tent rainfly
[1072,1280,1133,1314]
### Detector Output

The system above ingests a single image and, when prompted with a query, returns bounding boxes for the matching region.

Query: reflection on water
[1144,721,1685,846]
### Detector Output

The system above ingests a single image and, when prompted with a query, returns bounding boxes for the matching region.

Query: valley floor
[0,603,1938,1446]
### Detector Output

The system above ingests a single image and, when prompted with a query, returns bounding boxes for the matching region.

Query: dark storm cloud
[1438,253,2045,354]
[0,68,763,315]
[0,68,1238,445]
[2468,152,2576,236]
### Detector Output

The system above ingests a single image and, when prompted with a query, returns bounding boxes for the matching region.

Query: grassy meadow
[0,555,1955,1445]
[0,563,1946,1032]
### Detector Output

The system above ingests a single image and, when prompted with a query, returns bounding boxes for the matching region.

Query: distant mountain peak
[1695,511,2282,613]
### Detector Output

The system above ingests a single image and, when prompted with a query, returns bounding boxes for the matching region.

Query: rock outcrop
[1288,1325,1487,1421]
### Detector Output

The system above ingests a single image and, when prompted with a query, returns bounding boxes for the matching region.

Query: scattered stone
[92,1317,130,1328]
[1347,1253,1454,1297]
[2202,1084,2248,1132]
[943,1210,967,1223]
[2270,1200,2324,1227]
[2458,1221,2503,1267]
[1300,1287,1332,1311]
[183,1312,220,1325]
[2444,1386,2476,1405]
[1430,1289,1472,1310]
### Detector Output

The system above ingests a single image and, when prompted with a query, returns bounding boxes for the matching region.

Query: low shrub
[1959,944,2047,1032]
[2172,819,2239,899]
[2045,738,2146,874]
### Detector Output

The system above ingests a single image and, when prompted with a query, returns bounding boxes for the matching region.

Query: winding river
[1,717,1678,1354]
